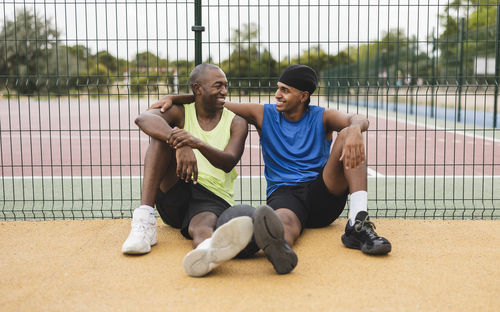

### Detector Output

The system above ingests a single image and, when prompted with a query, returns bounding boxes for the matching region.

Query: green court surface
[1,176,498,220]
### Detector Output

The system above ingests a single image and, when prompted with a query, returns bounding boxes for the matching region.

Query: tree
[288,45,331,76]
[97,50,118,73]
[0,8,59,94]
[132,51,167,69]
[220,23,279,94]
[66,44,90,65]
[170,59,195,93]
[438,0,497,79]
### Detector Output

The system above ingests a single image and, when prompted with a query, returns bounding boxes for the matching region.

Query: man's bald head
[189,63,223,92]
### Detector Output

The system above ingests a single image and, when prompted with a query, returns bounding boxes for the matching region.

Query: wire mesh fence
[1,0,499,220]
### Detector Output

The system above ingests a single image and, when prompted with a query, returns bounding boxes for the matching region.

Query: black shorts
[155,181,231,239]
[267,171,348,229]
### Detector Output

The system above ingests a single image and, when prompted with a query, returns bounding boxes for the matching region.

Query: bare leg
[322,130,367,196]
[140,138,178,206]
[188,211,218,248]
[122,137,177,255]
[322,131,391,255]
[275,208,301,246]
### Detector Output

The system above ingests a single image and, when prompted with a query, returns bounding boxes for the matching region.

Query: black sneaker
[341,211,391,255]
[253,205,298,274]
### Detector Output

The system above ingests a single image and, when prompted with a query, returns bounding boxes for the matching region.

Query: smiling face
[274,82,309,115]
[194,67,228,110]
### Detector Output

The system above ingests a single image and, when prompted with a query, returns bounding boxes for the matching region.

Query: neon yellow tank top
[183,103,237,205]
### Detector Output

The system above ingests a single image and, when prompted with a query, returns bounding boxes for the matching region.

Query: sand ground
[1,218,499,312]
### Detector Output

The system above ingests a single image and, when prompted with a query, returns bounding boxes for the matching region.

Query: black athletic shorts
[267,170,349,229]
[155,181,231,239]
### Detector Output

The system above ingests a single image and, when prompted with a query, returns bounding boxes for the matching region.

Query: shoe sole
[122,230,158,255]
[122,239,157,255]
[253,205,298,274]
[183,216,253,277]
[341,234,391,255]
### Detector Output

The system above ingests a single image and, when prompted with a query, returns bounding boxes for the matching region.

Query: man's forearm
[135,112,174,142]
[162,94,194,105]
[196,142,239,173]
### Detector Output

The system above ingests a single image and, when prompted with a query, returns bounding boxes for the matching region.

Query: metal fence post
[431,31,436,118]
[410,41,416,114]
[457,18,465,123]
[192,0,204,65]
[494,5,500,128]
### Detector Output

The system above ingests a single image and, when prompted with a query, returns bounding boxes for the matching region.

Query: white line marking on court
[369,113,500,143]
[368,175,499,179]
[367,167,384,177]
[244,144,261,149]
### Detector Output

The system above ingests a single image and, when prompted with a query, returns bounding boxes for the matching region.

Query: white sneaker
[182,216,253,277]
[122,209,158,254]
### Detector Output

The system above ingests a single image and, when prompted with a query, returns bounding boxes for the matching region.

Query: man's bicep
[324,109,350,132]
[225,102,264,127]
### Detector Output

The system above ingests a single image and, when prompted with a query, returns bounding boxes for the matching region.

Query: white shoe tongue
[133,209,151,220]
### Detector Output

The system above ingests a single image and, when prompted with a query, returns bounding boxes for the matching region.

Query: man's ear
[191,83,202,96]
[301,91,310,104]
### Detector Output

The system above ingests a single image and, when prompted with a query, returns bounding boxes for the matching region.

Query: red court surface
[1,99,499,178]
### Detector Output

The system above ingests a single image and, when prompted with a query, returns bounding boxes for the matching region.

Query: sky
[2,0,448,63]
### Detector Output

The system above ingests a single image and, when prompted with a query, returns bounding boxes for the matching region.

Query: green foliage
[97,51,119,73]
[170,60,195,93]
[133,51,167,68]
[221,46,279,94]
[439,0,497,72]
[0,8,127,95]
[1,5,496,96]
[0,8,58,94]
[77,64,117,93]
[221,23,279,94]
[323,29,420,89]
[128,75,158,94]
[288,46,331,76]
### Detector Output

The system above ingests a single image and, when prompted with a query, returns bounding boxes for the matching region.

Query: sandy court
[1,218,499,312]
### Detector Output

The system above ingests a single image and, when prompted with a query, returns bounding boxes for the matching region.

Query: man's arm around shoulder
[149,94,264,130]
[223,101,264,130]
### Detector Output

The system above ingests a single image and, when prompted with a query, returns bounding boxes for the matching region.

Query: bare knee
[276,209,301,246]
[189,225,213,248]
[188,212,217,248]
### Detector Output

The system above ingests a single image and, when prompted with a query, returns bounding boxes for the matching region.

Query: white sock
[349,191,368,226]
[135,205,155,217]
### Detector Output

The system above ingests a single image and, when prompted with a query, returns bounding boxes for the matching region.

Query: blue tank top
[260,104,332,196]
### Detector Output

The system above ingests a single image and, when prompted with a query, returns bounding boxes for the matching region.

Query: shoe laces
[131,218,154,236]
[354,216,379,238]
